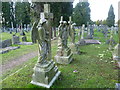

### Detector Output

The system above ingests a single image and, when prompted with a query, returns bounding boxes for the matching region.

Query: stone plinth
[31,60,61,88]
[112,44,120,61]
[69,43,78,54]
[54,48,73,64]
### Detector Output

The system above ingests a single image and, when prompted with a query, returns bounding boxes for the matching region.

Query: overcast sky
[73,0,119,22]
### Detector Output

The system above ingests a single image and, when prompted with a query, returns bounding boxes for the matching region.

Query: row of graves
[1,3,119,88]
[28,4,120,88]
[1,24,31,33]
[0,31,33,54]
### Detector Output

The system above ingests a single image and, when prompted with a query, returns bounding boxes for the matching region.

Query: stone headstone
[22,36,27,42]
[0,39,12,48]
[20,31,26,36]
[78,24,86,45]
[12,36,20,44]
[86,25,94,39]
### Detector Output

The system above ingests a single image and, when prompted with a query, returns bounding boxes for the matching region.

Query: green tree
[106,5,115,27]
[73,2,91,26]
[102,20,107,25]
[31,2,73,27]
[15,2,31,27]
[2,2,11,27]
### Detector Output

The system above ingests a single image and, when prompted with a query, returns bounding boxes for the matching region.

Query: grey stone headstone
[22,36,27,42]
[12,36,20,44]
[0,39,12,48]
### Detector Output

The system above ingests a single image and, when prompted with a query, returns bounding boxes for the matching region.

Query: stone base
[86,35,93,39]
[78,39,86,46]
[112,44,120,61]
[54,48,73,64]
[31,60,61,88]
[69,43,78,54]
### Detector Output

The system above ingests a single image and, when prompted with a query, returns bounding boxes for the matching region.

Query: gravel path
[1,51,38,74]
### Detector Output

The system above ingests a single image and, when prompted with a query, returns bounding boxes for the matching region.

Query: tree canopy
[72,2,91,26]
[106,5,115,27]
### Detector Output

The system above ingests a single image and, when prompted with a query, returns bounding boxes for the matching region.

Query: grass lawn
[1,30,119,88]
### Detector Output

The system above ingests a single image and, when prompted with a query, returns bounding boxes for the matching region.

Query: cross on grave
[40,4,53,20]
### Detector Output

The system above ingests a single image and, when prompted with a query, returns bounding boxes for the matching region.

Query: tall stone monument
[78,24,86,45]
[68,16,78,54]
[54,16,73,64]
[112,1,120,63]
[31,4,61,88]
[86,25,93,39]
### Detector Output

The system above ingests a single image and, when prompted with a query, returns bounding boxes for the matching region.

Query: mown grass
[1,32,32,42]
[1,29,119,88]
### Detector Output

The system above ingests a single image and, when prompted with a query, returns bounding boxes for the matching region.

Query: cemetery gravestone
[12,35,20,44]
[21,36,27,42]
[0,39,12,48]
[78,24,86,45]
[86,25,93,39]
[31,4,61,88]
[109,26,115,50]
[54,16,73,64]
[68,16,78,54]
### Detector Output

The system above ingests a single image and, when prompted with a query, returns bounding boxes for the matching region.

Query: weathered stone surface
[106,39,116,44]
[20,31,26,36]
[22,36,27,42]
[0,39,12,48]
[0,46,20,54]
[31,60,61,88]
[86,35,93,39]
[112,44,120,61]
[85,39,101,44]
[78,39,86,46]
[18,42,33,45]
[31,4,60,88]
[54,48,73,64]
[31,21,38,43]
[12,36,20,44]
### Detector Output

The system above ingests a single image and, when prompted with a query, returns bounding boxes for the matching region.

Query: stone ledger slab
[17,42,33,45]
[31,60,61,88]
[0,46,20,54]
[84,39,101,44]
